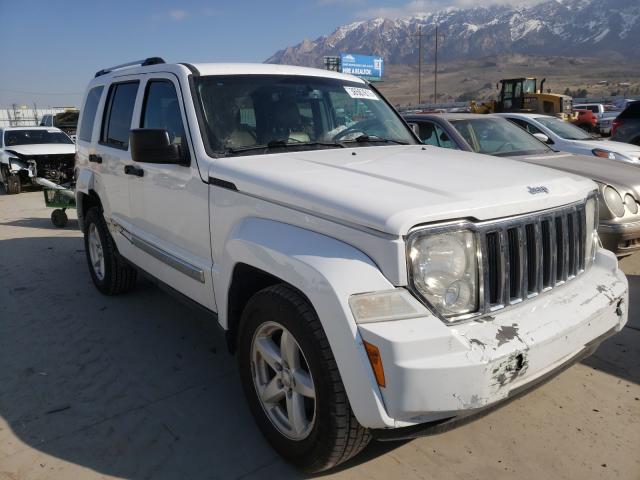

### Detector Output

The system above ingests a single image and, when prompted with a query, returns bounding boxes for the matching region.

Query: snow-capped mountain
[265,0,640,66]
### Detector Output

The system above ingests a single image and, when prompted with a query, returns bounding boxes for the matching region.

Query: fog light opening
[616,298,625,317]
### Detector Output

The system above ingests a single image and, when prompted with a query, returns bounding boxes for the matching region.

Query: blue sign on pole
[340,53,384,80]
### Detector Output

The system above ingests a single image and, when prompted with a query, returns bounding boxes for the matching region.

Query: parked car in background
[0,126,75,194]
[74,58,629,472]
[40,109,80,141]
[596,110,619,136]
[573,103,621,136]
[494,112,640,164]
[571,109,597,133]
[611,101,640,146]
[574,103,606,116]
[404,113,640,256]
[612,98,637,111]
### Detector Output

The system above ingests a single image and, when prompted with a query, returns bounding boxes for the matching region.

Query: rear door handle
[124,165,144,177]
[89,154,102,164]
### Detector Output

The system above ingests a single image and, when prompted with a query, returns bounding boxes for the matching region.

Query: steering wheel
[333,126,368,141]
[493,141,516,153]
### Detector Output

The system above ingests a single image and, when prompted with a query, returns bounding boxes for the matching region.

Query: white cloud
[168,9,189,21]
[356,0,545,19]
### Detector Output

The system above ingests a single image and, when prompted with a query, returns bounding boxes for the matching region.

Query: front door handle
[89,154,102,164]
[124,165,144,177]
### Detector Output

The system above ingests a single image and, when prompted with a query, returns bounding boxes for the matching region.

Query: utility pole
[413,26,425,105]
[432,25,445,103]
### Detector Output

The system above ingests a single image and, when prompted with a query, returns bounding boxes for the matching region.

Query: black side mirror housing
[129,129,189,165]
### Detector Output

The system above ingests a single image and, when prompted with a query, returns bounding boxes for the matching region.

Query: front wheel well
[226,264,310,354]
[78,190,103,232]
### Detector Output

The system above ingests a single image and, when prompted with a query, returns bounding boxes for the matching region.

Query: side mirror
[533,132,551,144]
[408,123,421,138]
[130,129,189,165]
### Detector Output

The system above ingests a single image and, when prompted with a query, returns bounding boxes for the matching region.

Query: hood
[518,151,640,199]
[4,144,75,157]
[569,139,640,158]
[213,145,595,235]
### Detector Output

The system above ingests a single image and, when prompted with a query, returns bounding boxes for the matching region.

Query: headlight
[7,157,23,172]
[592,149,632,162]
[592,149,614,159]
[603,186,625,217]
[408,229,478,318]
[585,195,599,268]
[624,194,638,214]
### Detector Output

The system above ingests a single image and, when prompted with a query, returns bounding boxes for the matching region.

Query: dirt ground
[0,190,639,480]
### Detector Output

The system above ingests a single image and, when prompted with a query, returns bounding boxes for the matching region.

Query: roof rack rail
[95,57,166,78]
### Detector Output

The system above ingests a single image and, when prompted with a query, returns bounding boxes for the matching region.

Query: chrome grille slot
[486,231,501,306]
[555,216,565,282]
[525,223,538,295]
[541,219,553,289]
[479,202,588,315]
[507,228,520,301]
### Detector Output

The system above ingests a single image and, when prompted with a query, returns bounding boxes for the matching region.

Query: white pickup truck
[75,58,628,472]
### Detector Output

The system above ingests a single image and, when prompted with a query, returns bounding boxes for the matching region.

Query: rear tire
[83,207,137,295]
[6,175,21,195]
[238,284,370,473]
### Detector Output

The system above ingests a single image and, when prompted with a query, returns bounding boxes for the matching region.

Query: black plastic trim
[208,177,238,191]
[95,57,166,77]
[179,63,200,76]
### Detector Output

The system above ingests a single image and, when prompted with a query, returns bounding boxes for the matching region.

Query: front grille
[28,154,75,182]
[482,203,587,310]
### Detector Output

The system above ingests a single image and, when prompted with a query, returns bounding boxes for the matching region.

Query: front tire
[6,175,21,194]
[83,207,137,295]
[238,284,370,473]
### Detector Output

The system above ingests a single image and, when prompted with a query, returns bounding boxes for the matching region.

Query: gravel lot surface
[1,190,639,480]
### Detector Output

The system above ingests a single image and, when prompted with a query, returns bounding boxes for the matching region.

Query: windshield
[4,129,73,146]
[450,118,551,156]
[534,116,593,140]
[193,75,416,155]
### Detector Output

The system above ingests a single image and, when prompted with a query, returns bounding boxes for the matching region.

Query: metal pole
[434,25,438,103]
[430,25,444,103]
[413,26,424,105]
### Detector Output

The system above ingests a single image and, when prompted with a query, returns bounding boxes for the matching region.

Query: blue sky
[0,0,530,107]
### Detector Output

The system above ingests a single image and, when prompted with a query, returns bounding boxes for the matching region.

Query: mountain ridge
[265,0,640,66]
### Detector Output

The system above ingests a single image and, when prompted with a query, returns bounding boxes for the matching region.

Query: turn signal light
[363,341,386,388]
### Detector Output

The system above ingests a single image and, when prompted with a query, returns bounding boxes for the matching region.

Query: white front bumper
[358,249,628,427]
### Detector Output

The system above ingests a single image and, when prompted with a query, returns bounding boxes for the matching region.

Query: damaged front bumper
[359,249,628,436]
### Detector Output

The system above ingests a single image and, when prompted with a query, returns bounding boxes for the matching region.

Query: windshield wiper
[341,134,410,145]
[226,139,345,155]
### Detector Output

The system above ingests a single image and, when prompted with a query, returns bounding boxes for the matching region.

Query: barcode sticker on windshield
[344,86,379,101]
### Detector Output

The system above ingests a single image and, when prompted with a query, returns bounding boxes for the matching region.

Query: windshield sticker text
[343,87,379,101]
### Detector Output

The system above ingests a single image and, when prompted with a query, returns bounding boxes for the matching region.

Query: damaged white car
[0,127,75,194]
[75,59,629,472]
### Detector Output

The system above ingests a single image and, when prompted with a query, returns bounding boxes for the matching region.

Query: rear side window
[79,86,104,142]
[141,80,186,146]
[416,121,456,149]
[101,82,139,149]
[620,101,640,119]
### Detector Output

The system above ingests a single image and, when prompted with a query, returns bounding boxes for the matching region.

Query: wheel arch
[216,217,396,428]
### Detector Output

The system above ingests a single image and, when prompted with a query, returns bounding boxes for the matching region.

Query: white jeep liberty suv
[75,58,628,472]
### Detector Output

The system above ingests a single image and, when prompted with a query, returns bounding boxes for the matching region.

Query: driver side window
[141,80,186,148]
